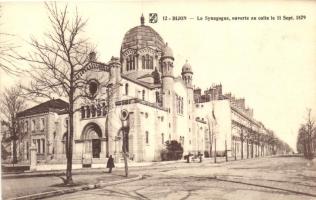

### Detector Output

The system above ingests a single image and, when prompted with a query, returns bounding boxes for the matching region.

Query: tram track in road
[137,171,316,199]
[214,175,316,198]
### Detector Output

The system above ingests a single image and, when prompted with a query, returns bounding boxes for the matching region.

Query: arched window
[141,54,154,69]
[142,56,145,69]
[161,133,164,145]
[149,56,153,69]
[155,91,159,103]
[91,105,96,117]
[146,55,149,69]
[142,90,145,101]
[128,55,133,70]
[88,80,98,96]
[97,104,102,116]
[125,83,129,95]
[126,57,130,71]
[86,106,90,118]
[131,56,135,70]
[145,131,149,144]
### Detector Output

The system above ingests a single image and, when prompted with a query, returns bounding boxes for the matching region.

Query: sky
[1,1,316,150]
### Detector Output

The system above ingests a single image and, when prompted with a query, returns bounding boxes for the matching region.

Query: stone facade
[16,16,273,164]
[195,84,275,158]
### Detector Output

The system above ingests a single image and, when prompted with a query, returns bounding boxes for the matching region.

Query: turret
[161,43,174,108]
[109,56,121,84]
[181,60,193,89]
[161,42,175,141]
[161,43,174,78]
[182,61,195,155]
[108,56,122,101]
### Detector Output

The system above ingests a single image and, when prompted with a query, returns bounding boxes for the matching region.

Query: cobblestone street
[42,156,316,200]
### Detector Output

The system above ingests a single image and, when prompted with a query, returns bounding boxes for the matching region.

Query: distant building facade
[16,99,68,162]
[195,84,274,158]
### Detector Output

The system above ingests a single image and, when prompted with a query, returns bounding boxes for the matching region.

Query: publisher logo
[149,13,158,23]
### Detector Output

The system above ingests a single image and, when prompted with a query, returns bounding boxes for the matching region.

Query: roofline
[17,99,69,118]
[231,105,260,127]
[121,74,161,90]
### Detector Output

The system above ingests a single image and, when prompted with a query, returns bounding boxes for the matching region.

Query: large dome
[121,16,165,52]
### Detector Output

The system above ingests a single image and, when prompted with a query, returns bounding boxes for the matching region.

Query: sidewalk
[2,156,271,199]
[2,170,141,200]
[2,161,154,179]
[2,156,249,179]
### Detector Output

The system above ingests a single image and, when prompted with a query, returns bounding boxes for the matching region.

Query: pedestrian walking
[198,152,203,163]
[107,155,115,173]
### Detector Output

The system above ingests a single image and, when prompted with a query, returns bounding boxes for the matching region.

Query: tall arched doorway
[82,123,102,158]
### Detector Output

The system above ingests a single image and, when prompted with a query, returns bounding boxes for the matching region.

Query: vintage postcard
[1,1,316,200]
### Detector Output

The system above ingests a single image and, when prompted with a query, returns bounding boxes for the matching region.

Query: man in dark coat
[107,155,115,173]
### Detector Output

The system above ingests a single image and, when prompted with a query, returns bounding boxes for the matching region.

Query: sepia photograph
[0,1,316,199]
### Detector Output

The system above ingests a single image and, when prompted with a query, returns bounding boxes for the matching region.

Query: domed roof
[121,15,165,52]
[162,43,173,58]
[182,60,192,74]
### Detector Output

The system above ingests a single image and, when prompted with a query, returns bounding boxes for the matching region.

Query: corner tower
[181,60,193,89]
[161,43,174,110]
[160,43,176,141]
[181,60,194,120]
[182,60,195,153]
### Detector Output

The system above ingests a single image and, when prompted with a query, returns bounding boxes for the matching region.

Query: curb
[8,175,143,200]
[3,170,104,179]
[3,164,153,179]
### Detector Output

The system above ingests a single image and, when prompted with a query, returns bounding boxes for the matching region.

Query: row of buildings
[2,15,286,165]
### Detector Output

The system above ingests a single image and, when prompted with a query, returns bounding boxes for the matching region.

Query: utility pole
[120,109,129,177]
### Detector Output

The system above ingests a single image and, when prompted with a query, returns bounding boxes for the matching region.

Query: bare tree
[17,2,94,184]
[305,109,315,159]
[0,4,20,75]
[0,85,27,164]
[297,109,315,160]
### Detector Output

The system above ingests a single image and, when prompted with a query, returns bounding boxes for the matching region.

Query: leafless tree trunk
[0,85,27,164]
[304,109,315,159]
[17,2,94,185]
